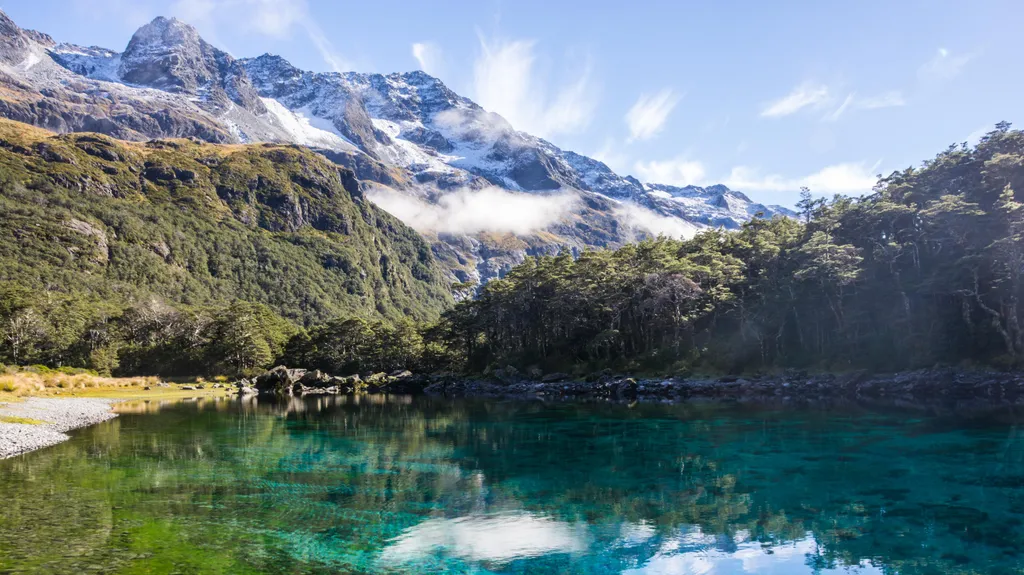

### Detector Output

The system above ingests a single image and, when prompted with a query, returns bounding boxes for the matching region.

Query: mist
[367,186,579,235]
[613,204,703,239]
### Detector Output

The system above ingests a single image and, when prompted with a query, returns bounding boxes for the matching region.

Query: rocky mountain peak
[241,53,305,97]
[118,16,264,113]
[120,17,206,91]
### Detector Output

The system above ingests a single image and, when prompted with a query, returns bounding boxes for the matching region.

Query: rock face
[0,9,798,286]
[118,17,266,114]
[0,10,31,65]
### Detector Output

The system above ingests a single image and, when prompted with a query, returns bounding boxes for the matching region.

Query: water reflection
[381,512,590,566]
[1,395,1023,574]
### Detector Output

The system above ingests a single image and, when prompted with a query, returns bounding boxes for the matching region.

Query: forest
[1,122,1022,378]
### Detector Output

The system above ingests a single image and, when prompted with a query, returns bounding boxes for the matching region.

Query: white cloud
[471,34,597,138]
[824,91,905,122]
[625,89,681,142]
[633,157,707,187]
[411,42,443,76]
[366,186,579,235]
[855,91,906,109]
[614,204,702,239]
[918,47,971,82]
[761,82,830,117]
[245,0,304,37]
[724,162,879,194]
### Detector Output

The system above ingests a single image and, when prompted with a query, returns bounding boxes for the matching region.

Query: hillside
[0,119,452,327]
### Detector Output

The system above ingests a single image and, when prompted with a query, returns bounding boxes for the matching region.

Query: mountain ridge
[0,10,796,284]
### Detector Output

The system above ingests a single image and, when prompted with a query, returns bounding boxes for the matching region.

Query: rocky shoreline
[0,398,118,459]
[238,366,1024,407]
[420,369,1024,406]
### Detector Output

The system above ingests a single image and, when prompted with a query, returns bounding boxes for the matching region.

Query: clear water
[2,396,1024,574]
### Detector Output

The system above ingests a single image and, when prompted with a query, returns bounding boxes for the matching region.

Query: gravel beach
[0,398,118,459]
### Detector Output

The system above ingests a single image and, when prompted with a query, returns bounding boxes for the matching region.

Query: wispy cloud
[633,157,707,187]
[824,93,856,123]
[761,82,830,118]
[366,185,579,235]
[411,42,443,77]
[625,89,681,142]
[825,91,905,122]
[856,91,906,109]
[471,33,597,138]
[918,48,971,82]
[164,0,350,71]
[614,204,702,239]
[724,162,880,194]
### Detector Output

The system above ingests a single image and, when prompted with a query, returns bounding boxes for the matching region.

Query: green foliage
[4,120,1024,379]
[0,122,451,327]
[282,317,424,375]
[426,123,1024,375]
[0,120,454,376]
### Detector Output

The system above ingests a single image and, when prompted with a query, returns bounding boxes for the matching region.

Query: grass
[0,371,232,401]
[0,415,44,425]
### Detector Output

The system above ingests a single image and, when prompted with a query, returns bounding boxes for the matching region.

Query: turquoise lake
[2,395,1024,574]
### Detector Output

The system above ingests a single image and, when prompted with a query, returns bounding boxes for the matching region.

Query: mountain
[0,118,452,326]
[0,10,795,283]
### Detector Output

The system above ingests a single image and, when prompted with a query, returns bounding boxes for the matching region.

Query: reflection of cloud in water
[383,516,885,574]
[616,521,657,547]
[624,532,885,575]
[379,512,589,565]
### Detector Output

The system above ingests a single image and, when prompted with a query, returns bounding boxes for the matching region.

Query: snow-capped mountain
[0,11,795,283]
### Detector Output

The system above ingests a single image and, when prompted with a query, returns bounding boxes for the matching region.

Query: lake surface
[2,396,1024,574]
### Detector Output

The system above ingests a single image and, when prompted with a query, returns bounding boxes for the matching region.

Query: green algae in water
[2,396,1024,574]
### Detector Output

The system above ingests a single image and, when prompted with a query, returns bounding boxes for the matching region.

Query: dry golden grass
[0,117,54,143]
[0,371,158,396]
[0,372,231,402]
[0,117,285,159]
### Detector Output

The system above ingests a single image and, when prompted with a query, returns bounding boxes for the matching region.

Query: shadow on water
[3,394,1024,574]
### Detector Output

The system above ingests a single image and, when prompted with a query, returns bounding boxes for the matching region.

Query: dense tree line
[429,123,1024,374]
[2,122,1022,378]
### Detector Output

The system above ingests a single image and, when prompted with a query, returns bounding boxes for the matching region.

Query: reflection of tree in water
[2,397,1024,574]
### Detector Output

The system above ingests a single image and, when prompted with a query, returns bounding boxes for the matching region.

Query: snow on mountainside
[0,10,796,283]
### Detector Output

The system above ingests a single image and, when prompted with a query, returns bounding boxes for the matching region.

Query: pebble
[0,398,118,459]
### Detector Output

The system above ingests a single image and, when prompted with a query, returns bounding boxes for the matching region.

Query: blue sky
[2,0,1020,206]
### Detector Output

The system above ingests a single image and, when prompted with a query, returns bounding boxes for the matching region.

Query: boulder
[298,369,332,388]
[254,365,307,395]
[614,378,638,400]
[493,365,520,384]
[540,372,570,383]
